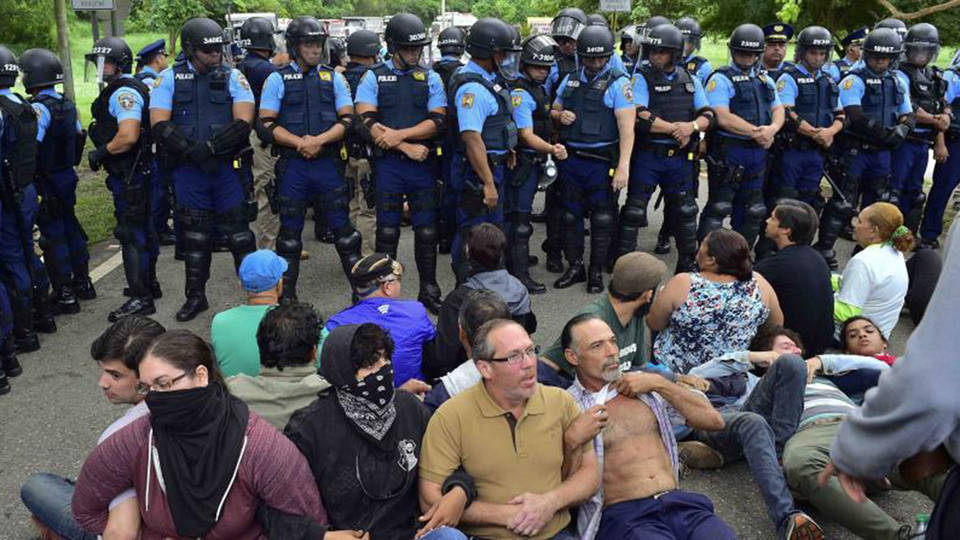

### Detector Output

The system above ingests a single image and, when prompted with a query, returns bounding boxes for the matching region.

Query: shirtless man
[561,313,735,539]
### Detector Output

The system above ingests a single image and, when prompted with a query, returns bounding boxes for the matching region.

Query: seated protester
[755,200,834,355]
[324,253,434,394]
[72,330,327,539]
[561,314,733,540]
[540,252,668,385]
[681,325,823,539]
[285,323,468,540]
[782,329,943,540]
[425,289,510,411]
[419,319,600,540]
[833,202,912,341]
[227,302,331,430]
[22,316,165,540]
[430,223,537,380]
[649,229,783,374]
[904,245,942,325]
[212,250,306,377]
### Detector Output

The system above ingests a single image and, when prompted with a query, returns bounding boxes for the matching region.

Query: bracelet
[691,121,700,133]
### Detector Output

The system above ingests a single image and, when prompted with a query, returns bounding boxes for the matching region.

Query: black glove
[87,147,107,172]
[209,120,252,156]
[884,124,910,148]
[188,141,214,164]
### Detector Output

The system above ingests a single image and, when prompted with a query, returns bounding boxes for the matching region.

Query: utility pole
[54,0,76,102]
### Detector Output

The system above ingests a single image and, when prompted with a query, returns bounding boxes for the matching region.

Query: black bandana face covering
[336,364,397,443]
[345,364,395,406]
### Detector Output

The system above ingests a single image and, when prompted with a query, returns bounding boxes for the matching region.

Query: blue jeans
[20,472,97,540]
[421,526,468,540]
[597,490,736,540]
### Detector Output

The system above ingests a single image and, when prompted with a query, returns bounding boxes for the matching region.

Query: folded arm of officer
[709,67,785,149]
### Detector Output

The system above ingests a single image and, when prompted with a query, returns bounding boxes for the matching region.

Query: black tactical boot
[109,296,157,322]
[554,262,586,289]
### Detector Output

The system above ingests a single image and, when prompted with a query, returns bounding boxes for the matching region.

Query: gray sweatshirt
[830,219,960,479]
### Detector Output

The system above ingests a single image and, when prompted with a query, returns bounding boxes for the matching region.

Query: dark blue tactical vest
[713,66,774,128]
[448,71,517,152]
[783,65,838,129]
[31,93,78,173]
[899,63,945,116]
[171,61,234,142]
[764,60,794,83]
[832,59,854,79]
[552,55,578,100]
[638,64,696,144]
[621,53,637,76]
[275,63,338,137]
[343,62,369,99]
[948,67,960,140]
[849,66,905,129]
[0,93,38,188]
[90,77,152,175]
[372,63,429,130]
[684,56,708,79]
[432,59,463,91]
[512,76,552,145]
[133,71,154,84]
[559,67,628,144]
[239,53,277,110]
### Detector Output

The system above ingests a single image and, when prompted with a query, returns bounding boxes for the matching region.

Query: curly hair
[257,301,322,371]
[349,323,395,371]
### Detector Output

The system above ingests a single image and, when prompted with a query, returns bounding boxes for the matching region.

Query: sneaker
[779,512,824,540]
[678,441,725,470]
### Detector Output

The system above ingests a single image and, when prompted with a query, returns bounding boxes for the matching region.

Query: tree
[147,0,207,56]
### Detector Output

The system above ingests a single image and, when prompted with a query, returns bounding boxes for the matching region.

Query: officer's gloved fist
[87,147,107,172]
[884,124,909,147]
[189,140,215,164]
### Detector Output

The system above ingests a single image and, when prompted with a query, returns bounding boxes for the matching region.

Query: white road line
[89,249,124,283]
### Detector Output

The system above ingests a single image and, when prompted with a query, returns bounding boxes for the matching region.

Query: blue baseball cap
[136,39,166,62]
[239,250,288,292]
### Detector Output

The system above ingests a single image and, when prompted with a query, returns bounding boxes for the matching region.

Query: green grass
[74,171,116,245]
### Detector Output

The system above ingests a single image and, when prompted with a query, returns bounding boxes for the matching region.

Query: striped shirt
[799,378,856,430]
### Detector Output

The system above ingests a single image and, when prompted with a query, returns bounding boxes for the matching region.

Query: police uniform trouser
[557,154,617,270]
[108,168,161,298]
[346,156,376,256]
[36,168,90,288]
[249,130,279,250]
[276,155,360,299]
[890,139,931,231]
[504,152,541,278]
[375,154,440,292]
[439,142,458,250]
[698,143,767,248]
[620,148,699,261]
[450,152,505,275]
[172,162,256,297]
[776,149,826,211]
[920,137,960,242]
[0,184,47,335]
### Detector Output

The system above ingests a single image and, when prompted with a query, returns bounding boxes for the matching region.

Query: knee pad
[514,220,533,240]
[745,194,768,222]
[335,228,362,256]
[177,206,213,230]
[408,189,438,214]
[183,249,210,269]
[227,229,255,253]
[912,191,927,208]
[377,191,405,214]
[377,225,401,246]
[703,199,733,218]
[182,229,212,252]
[561,208,579,228]
[773,184,799,203]
[672,192,699,220]
[414,225,438,245]
[278,196,307,220]
[620,198,649,228]
[591,208,617,233]
[113,222,134,243]
[275,231,302,259]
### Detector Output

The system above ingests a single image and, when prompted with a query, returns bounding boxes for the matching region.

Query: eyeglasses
[138,370,191,394]
[484,345,540,366]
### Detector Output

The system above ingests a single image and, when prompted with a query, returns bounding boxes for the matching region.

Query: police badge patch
[707,79,717,92]
[117,92,136,111]
[623,83,633,102]
[461,92,475,108]
[413,71,426,81]
[152,75,162,88]
[318,71,332,81]
[777,79,786,91]
[843,78,854,90]
[511,94,522,107]
[236,72,251,92]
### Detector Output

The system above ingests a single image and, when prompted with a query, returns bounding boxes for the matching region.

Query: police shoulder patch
[413,71,426,81]
[461,92,475,109]
[622,83,633,102]
[511,94,522,107]
[842,77,854,90]
[117,92,136,111]
[707,79,717,92]
[777,79,786,91]
[318,70,332,81]
[153,74,163,88]
[236,71,251,92]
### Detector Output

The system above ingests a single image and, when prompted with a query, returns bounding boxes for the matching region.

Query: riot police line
[0,9,956,352]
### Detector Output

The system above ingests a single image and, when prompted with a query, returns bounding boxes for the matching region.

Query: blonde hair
[864,202,915,252]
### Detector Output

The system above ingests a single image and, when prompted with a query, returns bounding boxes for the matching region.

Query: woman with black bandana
[71,330,331,539]
[285,323,473,540]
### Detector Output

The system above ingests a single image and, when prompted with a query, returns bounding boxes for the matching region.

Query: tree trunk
[53,0,75,102]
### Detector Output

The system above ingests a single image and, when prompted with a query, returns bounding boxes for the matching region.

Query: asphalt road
[0,183,931,539]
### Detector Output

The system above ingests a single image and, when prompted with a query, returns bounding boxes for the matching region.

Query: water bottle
[913,513,929,537]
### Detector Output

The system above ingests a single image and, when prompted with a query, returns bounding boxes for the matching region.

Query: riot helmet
[728,23,765,70]
[438,26,466,57]
[577,25,614,75]
[646,24,685,70]
[181,17,229,69]
[676,17,702,52]
[874,18,907,39]
[520,34,557,83]
[862,27,903,73]
[466,18,520,80]
[587,14,609,27]
[903,23,940,66]
[328,37,347,67]
[551,8,587,42]
[0,46,19,87]
[796,26,833,70]
[239,16,276,53]
[19,48,64,91]
[85,37,133,83]
[639,16,672,59]
[346,30,381,59]
[385,13,431,69]
[285,16,328,66]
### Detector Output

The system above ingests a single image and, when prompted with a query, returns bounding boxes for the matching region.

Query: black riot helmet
[729,23,766,54]
[862,27,903,63]
[180,17,228,60]
[587,13,608,27]
[619,24,639,45]
[438,26,466,56]
[796,26,833,68]
[875,18,907,39]
[466,17,515,60]
[328,37,347,67]
[285,16,327,62]
[676,17,702,50]
[646,24,685,67]
[347,30,381,59]
[577,25,615,58]
[639,16,673,59]
[385,13,431,53]
[551,8,587,41]
[903,23,940,66]
[238,16,276,53]
[521,34,559,68]
[0,46,19,87]
[85,37,133,82]
[19,48,63,91]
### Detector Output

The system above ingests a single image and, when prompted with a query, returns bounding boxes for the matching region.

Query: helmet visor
[92,55,107,84]
[499,50,521,80]
[905,42,938,65]
[552,17,585,40]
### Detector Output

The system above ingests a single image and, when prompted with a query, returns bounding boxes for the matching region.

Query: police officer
[676,17,713,85]
[433,26,466,254]
[239,16,281,251]
[700,24,785,248]
[150,17,257,321]
[891,23,949,231]
[551,24,634,292]
[919,53,960,249]
[618,25,640,74]
[447,18,519,276]
[761,23,795,80]
[623,24,714,273]
[355,12,447,313]
[343,29,381,256]
[814,28,913,269]
[827,27,867,81]
[507,35,567,294]
[86,38,162,322]
[134,39,167,86]
[328,37,348,71]
[20,48,92,316]
[258,16,360,301]
[875,18,908,40]
[636,16,672,63]
[0,46,55,352]
[0,78,21,388]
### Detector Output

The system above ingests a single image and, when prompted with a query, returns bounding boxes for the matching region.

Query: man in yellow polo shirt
[419,319,600,539]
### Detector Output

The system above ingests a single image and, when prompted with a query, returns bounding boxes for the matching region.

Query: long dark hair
[143,329,227,388]
[704,229,753,281]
